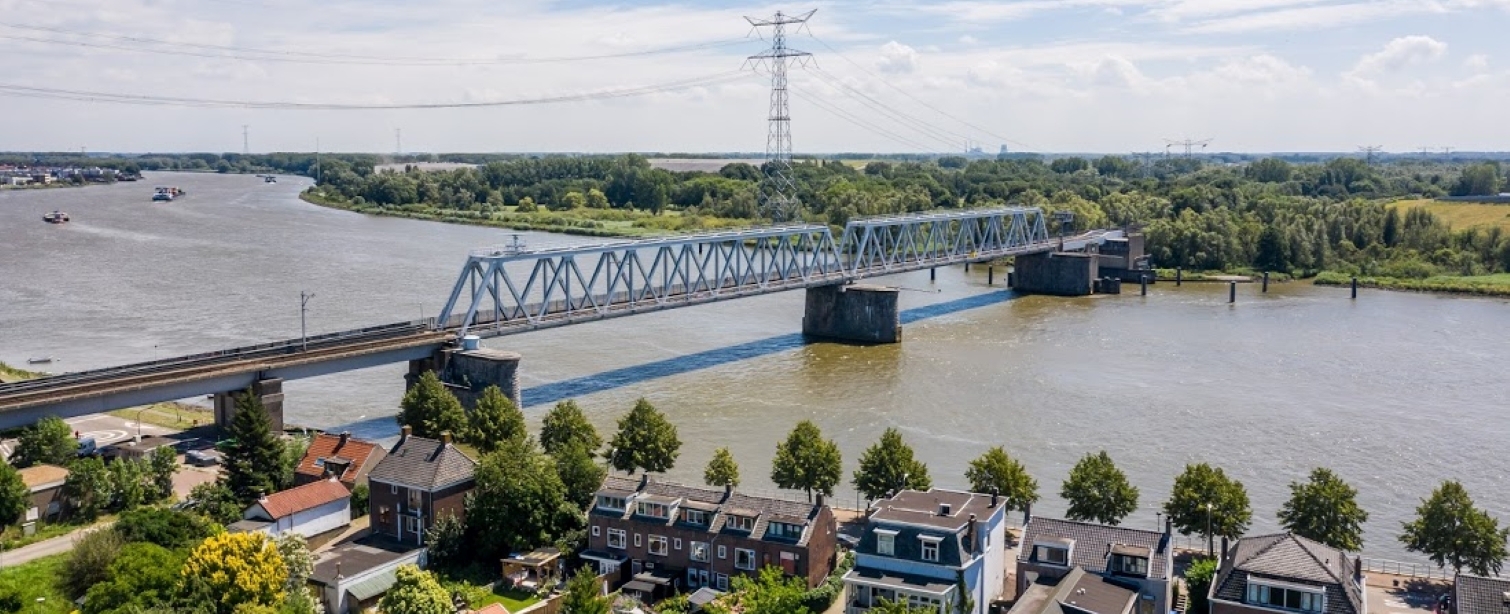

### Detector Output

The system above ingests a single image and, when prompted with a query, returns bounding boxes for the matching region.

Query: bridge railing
[0,320,433,394]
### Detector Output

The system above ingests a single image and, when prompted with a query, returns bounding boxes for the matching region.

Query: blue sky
[0,0,1505,153]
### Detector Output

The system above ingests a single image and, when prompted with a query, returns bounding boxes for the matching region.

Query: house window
[635,533,642,548]
[408,488,422,508]
[716,574,729,591]
[598,496,627,511]
[876,529,899,556]
[734,548,756,571]
[726,515,755,532]
[920,537,941,562]
[718,545,727,560]
[607,529,627,549]
[683,510,709,525]
[1113,555,1149,576]
[402,516,422,538]
[390,483,398,494]
[674,538,683,550]
[648,535,669,556]
[592,526,601,537]
[908,594,943,611]
[1034,545,1069,565]
[637,502,669,519]
[1247,583,1324,613]
[690,542,709,562]
[766,522,804,541]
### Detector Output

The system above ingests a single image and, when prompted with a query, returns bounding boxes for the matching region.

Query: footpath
[0,522,111,568]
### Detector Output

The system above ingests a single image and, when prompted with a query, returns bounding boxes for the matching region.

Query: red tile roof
[295,433,382,485]
[473,605,510,614]
[257,478,351,519]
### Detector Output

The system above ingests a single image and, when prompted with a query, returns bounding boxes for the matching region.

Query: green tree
[108,458,148,512]
[540,399,602,456]
[148,445,177,501]
[704,447,741,488]
[559,191,587,210]
[13,415,75,468]
[62,528,125,599]
[466,438,573,559]
[468,385,527,452]
[397,371,467,440]
[114,507,219,550]
[0,462,27,527]
[1184,557,1218,614]
[1060,451,1139,526]
[378,564,452,614]
[964,446,1039,512]
[586,188,610,209]
[559,568,612,614]
[555,440,607,509]
[870,600,937,614]
[852,428,932,502]
[224,389,286,503]
[181,532,288,614]
[80,542,184,614]
[424,511,468,570]
[771,420,843,501]
[1400,480,1510,576]
[350,482,370,520]
[66,456,116,521]
[515,195,539,213]
[279,435,310,490]
[188,481,244,526]
[1164,463,1252,542]
[607,398,681,475]
[274,532,314,593]
[732,566,812,614]
[1277,468,1368,551]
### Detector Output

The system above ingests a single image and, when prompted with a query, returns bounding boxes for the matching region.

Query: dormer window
[766,522,804,541]
[1246,581,1324,613]
[875,529,899,556]
[637,502,669,519]
[1033,544,1070,566]
[726,515,755,532]
[682,509,709,526]
[919,535,943,562]
[1111,554,1148,576]
[597,495,626,511]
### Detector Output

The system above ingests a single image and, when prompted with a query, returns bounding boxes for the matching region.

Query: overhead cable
[805,66,970,150]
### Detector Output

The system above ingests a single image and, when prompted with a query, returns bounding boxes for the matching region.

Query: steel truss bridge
[0,207,1120,427]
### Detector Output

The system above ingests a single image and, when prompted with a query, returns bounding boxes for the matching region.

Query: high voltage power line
[804,66,968,150]
[0,71,746,109]
[0,22,754,66]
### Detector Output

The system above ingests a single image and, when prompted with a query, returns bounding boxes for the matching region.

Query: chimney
[724,483,733,498]
[1024,502,1033,526]
[1221,536,1230,560]
[1164,517,1173,538]
[991,487,999,508]
[339,431,350,446]
[641,474,652,490]
[1353,556,1363,586]
[968,513,979,552]
[335,562,343,580]
[441,431,452,445]
[815,493,825,508]
[939,503,952,517]
[399,424,412,445]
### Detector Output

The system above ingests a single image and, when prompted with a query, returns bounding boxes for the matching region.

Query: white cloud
[1464,54,1490,70]
[1183,1,1447,34]
[876,41,919,74]
[1350,35,1449,77]
[1088,56,1149,90]
[958,35,980,45]
[1211,54,1313,84]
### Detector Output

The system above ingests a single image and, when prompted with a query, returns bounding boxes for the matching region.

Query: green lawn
[0,554,72,614]
[1315,272,1510,296]
[448,581,540,612]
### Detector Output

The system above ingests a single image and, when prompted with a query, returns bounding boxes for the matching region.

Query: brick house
[844,489,1009,614]
[1017,517,1174,614]
[366,427,477,546]
[1210,533,1365,614]
[294,432,386,490]
[17,464,69,524]
[579,474,838,600]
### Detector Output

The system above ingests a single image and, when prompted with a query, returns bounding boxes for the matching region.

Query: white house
[844,489,1009,614]
[232,477,351,539]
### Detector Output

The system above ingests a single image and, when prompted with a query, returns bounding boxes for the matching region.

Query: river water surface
[2,173,1507,563]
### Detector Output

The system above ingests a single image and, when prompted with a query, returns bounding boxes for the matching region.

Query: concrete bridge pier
[1012,252,1098,296]
[213,376,285,433]
[801,283,901,344]
[408,347,522,409]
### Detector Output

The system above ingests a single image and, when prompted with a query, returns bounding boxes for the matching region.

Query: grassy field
[0,554,72,614]
[109,402,215,431]
[0,361,41,383]
[1315,271,1510,296]
[1390,198,1510,232]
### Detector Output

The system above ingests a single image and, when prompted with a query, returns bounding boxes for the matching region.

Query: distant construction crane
[1163,138,1212,158]
[745,9,815,222]
[1358,145,1383,165]
[242,125,249,155]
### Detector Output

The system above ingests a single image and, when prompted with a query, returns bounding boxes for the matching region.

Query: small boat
[264,176,277,183]
[42,211,69,223]
[152,186,185,201]
[27,357,53,364]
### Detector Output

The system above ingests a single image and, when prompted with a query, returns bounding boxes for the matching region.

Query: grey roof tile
[367,436,477,490]
[1020,517,1171,580]
[591,475,826,546]
[1455,575,1510,614]
[1211,534,1362,614]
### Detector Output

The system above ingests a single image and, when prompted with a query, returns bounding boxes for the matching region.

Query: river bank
[299,189,747,238]
[1314,271,1510,296]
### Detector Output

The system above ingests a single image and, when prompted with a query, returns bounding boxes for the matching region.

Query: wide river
[2,173,1507,563]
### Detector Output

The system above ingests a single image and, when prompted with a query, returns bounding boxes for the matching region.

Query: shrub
[63,529,126,599]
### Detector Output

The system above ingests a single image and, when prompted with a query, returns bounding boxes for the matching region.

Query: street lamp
[135,406,147,443]
[1205,502,1214,558]
[300,291,315,352]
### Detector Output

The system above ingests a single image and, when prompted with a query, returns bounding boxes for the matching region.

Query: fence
[1359,558,1454,580]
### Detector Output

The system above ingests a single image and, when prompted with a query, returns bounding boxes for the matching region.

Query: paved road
[1,413,173,460]
[0,522,112,568]
[1367,577,1450,614]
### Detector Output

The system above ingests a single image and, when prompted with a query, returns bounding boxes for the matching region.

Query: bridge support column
[1012,252,1098,296]
[408,348,522,410]
[802,284,901,344]
[213,377,285,433]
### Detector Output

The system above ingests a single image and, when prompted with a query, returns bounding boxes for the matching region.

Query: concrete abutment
[801,283,902,344]
[213,376,285,432]
[1011,252,1098,296]
[407,347,522,410]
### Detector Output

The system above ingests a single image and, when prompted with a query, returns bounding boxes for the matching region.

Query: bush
[114,507,220,550]
[63,529,126,599]
[351,483,369,520]
[800,551,854,612]
[1185,557,1218,614]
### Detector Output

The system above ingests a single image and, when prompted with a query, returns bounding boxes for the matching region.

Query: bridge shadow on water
[334,289,1020,440]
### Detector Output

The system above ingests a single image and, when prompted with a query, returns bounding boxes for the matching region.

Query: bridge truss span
[843,207,1051,275]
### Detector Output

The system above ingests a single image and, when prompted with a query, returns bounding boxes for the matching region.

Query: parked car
[186,449,223,466]
[76,437,97,457]
[172,438,207,453]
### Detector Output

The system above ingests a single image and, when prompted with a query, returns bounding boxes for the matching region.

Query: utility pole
[315,137,322,183]
[242,125,250,155]
[1419,146,1433,158]
[300,291,315,352]
[1358,145,1383,165]
[395,128,402,157]
[1163,138,1212,158]
[1441,146,1454,158]
[745,9,815,223]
